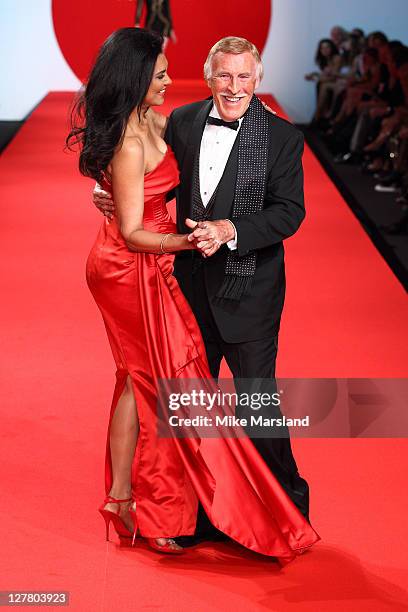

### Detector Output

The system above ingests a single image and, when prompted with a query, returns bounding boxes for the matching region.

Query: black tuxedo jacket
[164,97,305,343]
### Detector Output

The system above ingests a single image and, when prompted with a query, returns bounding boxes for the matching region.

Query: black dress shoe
[174,530,229,547]
[374,171,400,183]
[173,535,208,547]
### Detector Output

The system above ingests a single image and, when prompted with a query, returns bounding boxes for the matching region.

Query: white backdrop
[263,0,408,122]
[1,0,408,122]
[1,0,79,119]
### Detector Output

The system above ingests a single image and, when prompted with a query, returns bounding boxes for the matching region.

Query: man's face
[207,51,259,122]
[330,27,343,46]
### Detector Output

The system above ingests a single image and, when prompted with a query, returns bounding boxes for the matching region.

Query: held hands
[185,218,235,258]
[92,187,235,257]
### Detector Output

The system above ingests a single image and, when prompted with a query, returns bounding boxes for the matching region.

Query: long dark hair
[391,44,408,69]
[315,39,339,70]
[67,27,163,182]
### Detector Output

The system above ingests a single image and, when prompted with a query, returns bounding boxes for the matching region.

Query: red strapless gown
[86,145,320,564]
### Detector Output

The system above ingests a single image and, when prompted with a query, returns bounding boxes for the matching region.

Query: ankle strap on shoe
[104,495,133,504]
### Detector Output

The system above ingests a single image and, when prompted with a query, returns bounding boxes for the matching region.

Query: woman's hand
[260,100,277,115]
[181,233,196,251]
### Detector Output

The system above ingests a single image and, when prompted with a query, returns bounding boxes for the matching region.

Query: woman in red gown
[68,27,319,562]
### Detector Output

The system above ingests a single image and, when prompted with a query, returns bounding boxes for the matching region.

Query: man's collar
[209,103,244,125]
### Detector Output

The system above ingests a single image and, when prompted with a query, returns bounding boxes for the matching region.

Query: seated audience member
[307,29,408,235]
[350,28,366,47]
[330,25,350,58]
[324,32,367,119]
[331,48,382,125]
[365,39,404,109]
[369,31,390,65]
[334,42,407,163]
[364,45,408,154]
[305,39,342,122]
[326,33,390,131]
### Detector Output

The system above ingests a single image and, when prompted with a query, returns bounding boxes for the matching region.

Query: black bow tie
[206,116,239,131]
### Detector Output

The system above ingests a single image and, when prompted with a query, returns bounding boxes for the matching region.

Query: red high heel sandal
[146,538,185,554]
[99,495,135,542]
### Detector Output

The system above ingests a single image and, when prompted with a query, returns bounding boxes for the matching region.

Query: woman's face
[144,53,172,107]
[320,42,333,57]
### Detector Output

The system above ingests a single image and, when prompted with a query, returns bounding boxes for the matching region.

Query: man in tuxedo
[94,36,310,537]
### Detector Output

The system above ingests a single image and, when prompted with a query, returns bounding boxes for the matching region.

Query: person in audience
[354,40,400,112]
[369,31,390,65]
[323,33,367,119]
[330,48,382,125]
[364,45,408,153]
[307,28,408,238]
[305,39,342,122]
[333,42,407,167]
[330,26,350,58]
[343,32,366,70]
[350,28,365,46]
[325,33,390,133]
[365,45,408,207]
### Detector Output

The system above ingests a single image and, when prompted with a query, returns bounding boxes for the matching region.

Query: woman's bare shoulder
[117,133,144,156]
[111,134,145,175]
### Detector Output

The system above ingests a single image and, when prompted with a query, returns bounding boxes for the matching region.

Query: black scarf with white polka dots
[216,95,270,301]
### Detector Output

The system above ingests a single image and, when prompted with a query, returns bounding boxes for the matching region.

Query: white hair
[203,36,263,82]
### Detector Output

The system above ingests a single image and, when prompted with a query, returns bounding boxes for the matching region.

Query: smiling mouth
[222,96,244,103]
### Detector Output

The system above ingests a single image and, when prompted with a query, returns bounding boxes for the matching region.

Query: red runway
[1,85,408,611]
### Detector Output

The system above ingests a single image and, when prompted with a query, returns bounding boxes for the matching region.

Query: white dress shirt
[199,105,243,249]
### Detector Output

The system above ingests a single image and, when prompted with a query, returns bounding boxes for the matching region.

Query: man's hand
[185,218,235,257]
[93,183,115,219]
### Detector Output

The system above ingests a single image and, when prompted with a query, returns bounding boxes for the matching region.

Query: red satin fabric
[86,145,320,563]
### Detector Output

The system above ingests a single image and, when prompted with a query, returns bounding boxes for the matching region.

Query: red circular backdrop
[52,0,271,81]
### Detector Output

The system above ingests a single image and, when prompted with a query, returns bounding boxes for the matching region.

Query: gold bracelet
[160,233,173,254]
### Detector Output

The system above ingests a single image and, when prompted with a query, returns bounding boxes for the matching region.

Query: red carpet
[1,85,408,611]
